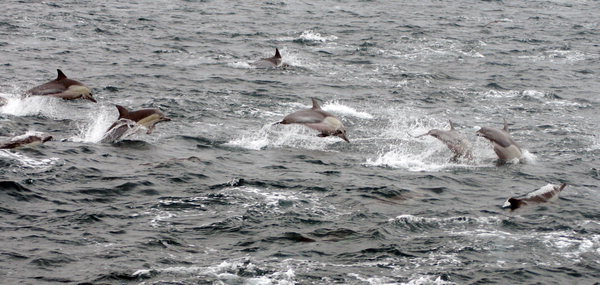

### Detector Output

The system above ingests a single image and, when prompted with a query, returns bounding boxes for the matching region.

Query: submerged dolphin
[277,98,349,142]
[503,183,567,210]
[252,48,283,68]
[0,96,6,107]
[101,105,171,143]
[476,119,522,162]
[416,120,473,161]
[27,69,96,102]
[0,133,52,149]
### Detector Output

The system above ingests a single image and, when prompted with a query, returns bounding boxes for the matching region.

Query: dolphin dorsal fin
[274,48,281,59]
[311,98,321,110]
[115,105,129,119]
[448,120,455,130]
[503,118,509,131]
[57,69,67,80]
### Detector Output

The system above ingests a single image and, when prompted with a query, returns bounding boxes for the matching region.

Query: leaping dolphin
[276,98,349,142]
[0,133,52,149]
[27,69,96,102]
[476,119,522,162]
[415,120,473,161]
[503,183,567,210]
[101,105,171,143]
[252,48,283,68]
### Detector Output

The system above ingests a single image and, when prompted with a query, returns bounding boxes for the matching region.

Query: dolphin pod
[0,133,52,149]
[476,118,523,162]
[27,69,96,102]
[416,120,473,162]
[277,98,349,142]
[503,183,567,210]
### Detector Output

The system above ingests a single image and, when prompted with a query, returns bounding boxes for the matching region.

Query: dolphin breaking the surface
[503,183,567,210]
[277,98,349,142]
[0,133,53,149]
[251,48,284,68]
[27,69,96,102]
[101,105,171,143]
[415,120,473,162]
[476,119,522,162]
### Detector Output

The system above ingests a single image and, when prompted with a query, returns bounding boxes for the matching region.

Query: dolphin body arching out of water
[276,98,349,142]
[476,119,522,162]
[0,133,53,149]
[101,105,171,143]
[27,69,96,102]
[415,120,474,162]
[503,183,567,210]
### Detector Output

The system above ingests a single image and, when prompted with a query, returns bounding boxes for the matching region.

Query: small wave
[227,61,253,69]
[389,214,503,227]
[133,259,296,284]
[279,30,338,44]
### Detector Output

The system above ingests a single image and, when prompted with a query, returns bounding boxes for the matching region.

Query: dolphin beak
[87,95,97,103]
[502,200,511,208]
[162,117,172,122]
[414,132,429,138]
[340,133,350,143]
[43,136,53,143]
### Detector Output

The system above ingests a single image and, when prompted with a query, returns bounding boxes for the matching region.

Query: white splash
[0,149,59,169]
[297,30,338,42]
[70,106,117,143]
[322,101,374,119]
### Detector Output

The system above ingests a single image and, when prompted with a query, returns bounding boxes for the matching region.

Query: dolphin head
[503,197,524,210]
[334,128,350,143]
[41,135,53,143]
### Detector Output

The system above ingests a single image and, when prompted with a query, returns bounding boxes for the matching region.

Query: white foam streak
[322,101,373,119]
[0,149,59,169]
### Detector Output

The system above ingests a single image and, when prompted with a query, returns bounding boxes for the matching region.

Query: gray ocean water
[1,1,600,284]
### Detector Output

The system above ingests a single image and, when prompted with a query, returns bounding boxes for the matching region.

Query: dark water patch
[32,276,74,283]
[0,180,48,202]
[30,254,76,268]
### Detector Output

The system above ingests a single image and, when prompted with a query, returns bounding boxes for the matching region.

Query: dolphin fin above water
[277,98,349,142]
[251,48,284,68]
[103,105,171,143]
[476,118,523,161]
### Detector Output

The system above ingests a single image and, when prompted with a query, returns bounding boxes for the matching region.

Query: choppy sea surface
[1,1,599,284]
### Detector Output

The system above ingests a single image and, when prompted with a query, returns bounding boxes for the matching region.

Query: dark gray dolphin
[0,96,6,107]
[101,105,171,143]
[252,48,283,68]
[27,69,96,102]
[476,119,522,161]
[0,133,52,149]
[416,120,473,161]
[277,98,349,142]
[503,183,567,210]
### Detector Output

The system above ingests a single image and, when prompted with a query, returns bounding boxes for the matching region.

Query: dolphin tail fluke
[57,69,67,80]
[558,183,567,192]
[311,98,321,110]
[275,48,281,59]
[115,105,129,119]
